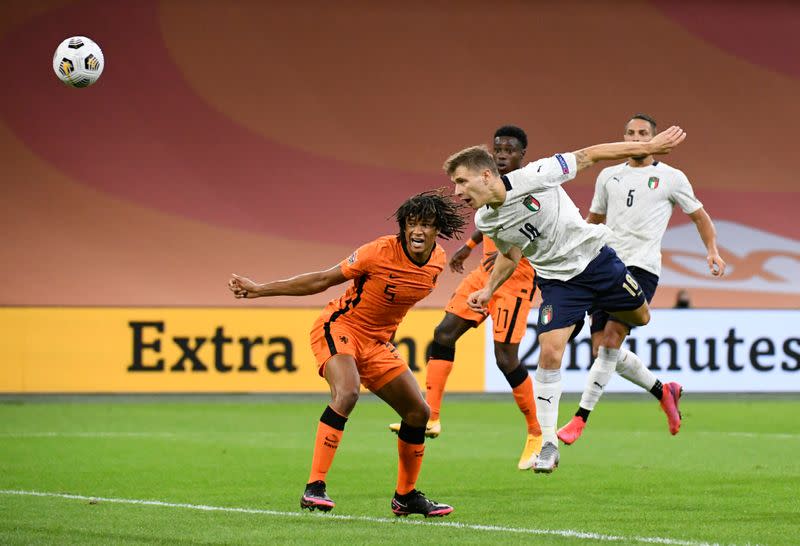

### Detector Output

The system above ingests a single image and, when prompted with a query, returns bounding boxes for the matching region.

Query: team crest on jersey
[347,251,358,264]
[540,305,553,325]
[523,195,541,213]
[648,176,660,189]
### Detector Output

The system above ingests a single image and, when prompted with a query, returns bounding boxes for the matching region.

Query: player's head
[493,125,527,175]
[443,145,499,209]
[393,191,467,258]
[625,113,657,160]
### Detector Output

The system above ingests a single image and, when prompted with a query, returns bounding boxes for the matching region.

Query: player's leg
[615,346,682,434]
[531,273,594,472]
[389,270,486,437]
[426,312,474,432]
[374,369,453,517]
[302,353,361,512]
[557,311,627,445]
[490,289,542,468]
[558,317,627,445]
[388,311,473,437]
[612,267,682,434]
[532,325,575,473]
[496,340,543,469]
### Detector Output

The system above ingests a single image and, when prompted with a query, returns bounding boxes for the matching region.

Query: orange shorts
[309,315,408,392]
[445,267,535,344]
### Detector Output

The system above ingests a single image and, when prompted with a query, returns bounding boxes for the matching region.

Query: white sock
[533,368,562,445]
[578,346,619,411]
[616,348,657,391]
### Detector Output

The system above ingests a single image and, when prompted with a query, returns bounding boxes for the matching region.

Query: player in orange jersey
[389,126,542,470]
[228,191,466,518]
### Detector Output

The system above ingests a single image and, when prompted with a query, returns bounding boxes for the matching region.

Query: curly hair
[393,190,468,241]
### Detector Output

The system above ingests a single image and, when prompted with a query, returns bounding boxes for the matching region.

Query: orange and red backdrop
[2,0,798,310]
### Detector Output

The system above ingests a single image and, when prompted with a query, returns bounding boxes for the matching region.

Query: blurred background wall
[2,0,798,310]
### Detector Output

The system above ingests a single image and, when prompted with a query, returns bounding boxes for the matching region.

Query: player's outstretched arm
[573,126,687,172]
[228,266,348,299]
[688,208,726,277]
[467,245,522,313]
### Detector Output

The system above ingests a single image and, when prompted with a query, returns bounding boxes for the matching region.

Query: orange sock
[425,359,454,421]
[307,406,347,484]
[396,433,425,495]
[512,376,542,436]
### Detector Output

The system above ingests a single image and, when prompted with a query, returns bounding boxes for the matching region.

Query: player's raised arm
[573,126,687,172]
[467,245,522,313]
[228,265,347,299]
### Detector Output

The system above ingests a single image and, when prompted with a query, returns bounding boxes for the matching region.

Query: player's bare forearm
[689,209,718,254]
[230,266,346,299]
[689,208,726,276]
[255,273,331,296]
[484,247,521,295]
[573,126,687,172]
[574,142,651,171]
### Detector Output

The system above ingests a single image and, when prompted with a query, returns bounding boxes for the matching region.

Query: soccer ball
[52,36,104,88]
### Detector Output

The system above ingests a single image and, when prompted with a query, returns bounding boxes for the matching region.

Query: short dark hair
[629,113,657,135]
[494,125,528,149]
[443,145,498,177]
[393,190,467,241]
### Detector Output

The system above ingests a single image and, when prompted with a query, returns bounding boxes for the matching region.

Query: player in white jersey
[558,114,726,445]
[443,126,687,472]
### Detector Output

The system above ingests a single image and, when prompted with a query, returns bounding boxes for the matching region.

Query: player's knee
[602,329,626,350]
[433,322,459,347]
[403,401,430,427]
[493,346,519,375]
[332,389,359,414]
[537,345,563,369]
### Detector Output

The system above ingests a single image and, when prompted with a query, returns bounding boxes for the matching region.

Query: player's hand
[482,251,498,272]
[467,288,491,314]
[647,126,686,155]
[228,273,260,298]
[449,245,472,273]
[708,253,726,277]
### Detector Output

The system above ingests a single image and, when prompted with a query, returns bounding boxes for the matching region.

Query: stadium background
[1,0,798,393]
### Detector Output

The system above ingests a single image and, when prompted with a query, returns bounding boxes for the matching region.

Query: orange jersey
[320,235,445,343]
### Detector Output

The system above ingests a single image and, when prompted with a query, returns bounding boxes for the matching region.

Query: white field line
[0,432,179,438]
[1,430,798,440]
[0,489,724,546]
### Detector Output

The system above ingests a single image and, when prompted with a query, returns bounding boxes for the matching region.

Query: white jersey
[476,153,611,281]
[590,160,702,277]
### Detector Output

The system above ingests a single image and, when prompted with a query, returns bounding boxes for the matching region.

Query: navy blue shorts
[535,246,646,337]
[590,266,659,334]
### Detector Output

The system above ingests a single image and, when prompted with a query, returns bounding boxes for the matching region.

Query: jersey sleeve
[589,171,609,215]
[339,239,383,279]
[507,153,578,192]
[670,171,703,214]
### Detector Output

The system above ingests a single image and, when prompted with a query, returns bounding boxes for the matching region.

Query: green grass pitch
[1,394,798,545]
